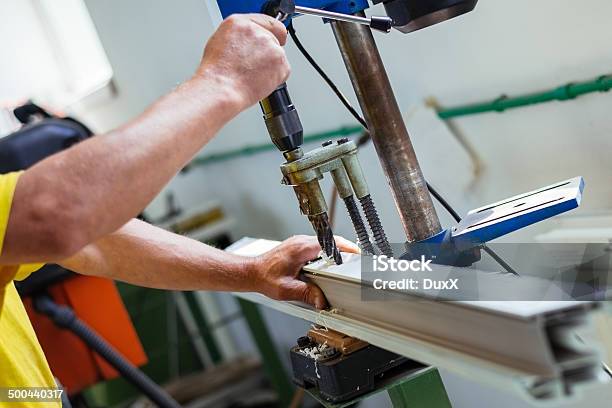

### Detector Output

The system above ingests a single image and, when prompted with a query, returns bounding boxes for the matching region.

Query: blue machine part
[216,0,369,19]
[424,177,584,249]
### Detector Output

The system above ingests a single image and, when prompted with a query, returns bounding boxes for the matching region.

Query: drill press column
[331,17,442,242]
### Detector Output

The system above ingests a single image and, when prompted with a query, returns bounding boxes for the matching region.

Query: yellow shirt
[0,172,60,407]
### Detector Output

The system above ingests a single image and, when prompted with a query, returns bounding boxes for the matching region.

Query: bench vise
[290,326,424,403]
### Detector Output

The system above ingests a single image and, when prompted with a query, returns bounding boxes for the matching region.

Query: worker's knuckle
[253,31,270,45]
[223,16,237,31]
[225,14,242,26]
[301,286,313,304]
[273,47,289,66]
[245,21,260,34]
[229,18,251,34]
[282,61,291,79]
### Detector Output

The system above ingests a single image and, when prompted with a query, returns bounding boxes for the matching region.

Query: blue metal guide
[443,177,584,248]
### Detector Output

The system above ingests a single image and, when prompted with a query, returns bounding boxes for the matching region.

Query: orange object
[24,275,147,395]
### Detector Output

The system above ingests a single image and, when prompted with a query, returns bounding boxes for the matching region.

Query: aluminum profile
[228,238,609,400]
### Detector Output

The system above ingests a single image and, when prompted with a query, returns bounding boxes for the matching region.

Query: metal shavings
[314,315,330,332]
[318,250,334,266]
[299,342,337,380]
[298,342,334,361]
[313,309,340,333]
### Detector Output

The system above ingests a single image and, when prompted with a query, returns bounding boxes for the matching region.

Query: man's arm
[58,219,359,309]
[1,14,290,264]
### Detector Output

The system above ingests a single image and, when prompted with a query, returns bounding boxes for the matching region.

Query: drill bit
[309,213,343,265]
[343,195,375,255]
[359,195,393,257]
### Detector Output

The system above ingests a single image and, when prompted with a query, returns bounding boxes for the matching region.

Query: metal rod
[331,16,442,242]
[295,5,371,26]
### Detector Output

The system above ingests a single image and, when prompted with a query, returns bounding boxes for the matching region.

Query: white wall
[72,0,612,406]
[0,0,112,107]
[0,1,63,102]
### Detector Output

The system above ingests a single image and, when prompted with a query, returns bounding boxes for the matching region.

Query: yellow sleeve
[0,172,44,283]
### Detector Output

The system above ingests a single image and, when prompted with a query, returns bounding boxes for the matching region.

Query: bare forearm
[60,220,359,309]
[2,14,291,264]
[59,219,258,292]
[4,76,242,263]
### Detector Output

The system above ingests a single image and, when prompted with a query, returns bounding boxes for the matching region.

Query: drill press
[260,82,390,263]
[217,0,482,264]
[216,1,591,403]
[217,0,584,264]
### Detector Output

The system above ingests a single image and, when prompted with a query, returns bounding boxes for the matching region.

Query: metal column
[331,17,442,242]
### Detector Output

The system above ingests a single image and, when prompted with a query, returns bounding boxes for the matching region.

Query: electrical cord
[34,296,182,408]
[289,22,518,276]
[427,182,519,275]
[288,23,368,129]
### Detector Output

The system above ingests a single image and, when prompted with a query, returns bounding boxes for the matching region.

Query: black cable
[289,22,519,276]
[426,182,461,223]
[34,296,182,408]
[481,245,519,276]
[427,181,518,275]
[288,23,368,129]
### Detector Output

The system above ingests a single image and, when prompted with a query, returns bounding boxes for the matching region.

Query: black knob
[297,336,312,348]
[370,16,393,33]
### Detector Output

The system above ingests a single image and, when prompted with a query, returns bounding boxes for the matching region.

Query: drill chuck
[260,83,304,152]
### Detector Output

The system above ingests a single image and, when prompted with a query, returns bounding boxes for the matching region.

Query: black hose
[34,296,182,408]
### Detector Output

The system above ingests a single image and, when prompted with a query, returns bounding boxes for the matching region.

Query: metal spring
[359,195,393,257]
[343,196,375,255]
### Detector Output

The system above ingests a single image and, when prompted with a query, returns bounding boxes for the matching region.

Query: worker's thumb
[283,279,328,310]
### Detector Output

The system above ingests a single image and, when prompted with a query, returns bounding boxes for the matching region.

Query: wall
[0,1,63,102]
[0,0,112,108]
[75,0,612,406]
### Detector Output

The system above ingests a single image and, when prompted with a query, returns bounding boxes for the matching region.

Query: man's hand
[196,14,290,110]
[252,235,360,310]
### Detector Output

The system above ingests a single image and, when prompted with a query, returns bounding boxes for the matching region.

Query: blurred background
[1,0,611,407]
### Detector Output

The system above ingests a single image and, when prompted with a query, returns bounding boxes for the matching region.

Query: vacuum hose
[34,296,182,408]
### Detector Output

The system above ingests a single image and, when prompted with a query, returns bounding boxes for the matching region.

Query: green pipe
[188,74,612,167]
[437,74,612,119]
[189,125,363,168]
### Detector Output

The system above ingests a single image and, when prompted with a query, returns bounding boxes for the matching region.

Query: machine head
[373,0,478,33]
